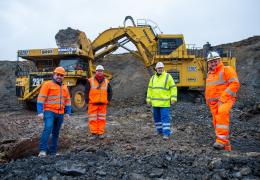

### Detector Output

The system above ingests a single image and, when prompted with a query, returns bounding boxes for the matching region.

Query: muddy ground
[0,36,259,179]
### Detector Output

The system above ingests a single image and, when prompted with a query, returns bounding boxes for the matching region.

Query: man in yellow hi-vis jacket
[146,62,177,140]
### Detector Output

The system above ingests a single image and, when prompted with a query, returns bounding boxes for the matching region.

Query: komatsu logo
[58,47,77,54]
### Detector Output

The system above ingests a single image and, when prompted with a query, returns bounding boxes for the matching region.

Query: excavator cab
[158,37,184,55]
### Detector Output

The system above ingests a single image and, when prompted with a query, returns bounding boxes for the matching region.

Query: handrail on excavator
[124,16,136,27]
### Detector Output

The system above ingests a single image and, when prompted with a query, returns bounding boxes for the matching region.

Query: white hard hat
[96,65,104,71]
[207,51,221,62]
[155,62,164,69]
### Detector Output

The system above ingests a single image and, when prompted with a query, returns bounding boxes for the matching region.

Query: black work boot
[213,142,224,150]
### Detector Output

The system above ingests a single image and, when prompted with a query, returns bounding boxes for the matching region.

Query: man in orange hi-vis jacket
[85,65,112,139]
[205,51,240,151]
[37,67,71,157]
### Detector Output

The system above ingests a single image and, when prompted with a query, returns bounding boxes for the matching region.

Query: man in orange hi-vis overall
[85,65,112,139]
[205,51,240,151]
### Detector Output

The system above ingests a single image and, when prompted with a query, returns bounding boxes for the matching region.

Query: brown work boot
[213,142,224,150]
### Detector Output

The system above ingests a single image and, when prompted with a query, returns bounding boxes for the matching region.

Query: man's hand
[171,100,176,105]
[147,102,151,107]
[64,114,70,120]
[37,113,44,126]
[37,113,44,120]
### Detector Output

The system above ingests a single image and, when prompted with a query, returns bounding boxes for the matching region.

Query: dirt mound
[97,53,150,105]
[55,27,82,48]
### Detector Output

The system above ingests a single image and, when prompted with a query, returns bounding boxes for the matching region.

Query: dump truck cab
[16,47,96,112]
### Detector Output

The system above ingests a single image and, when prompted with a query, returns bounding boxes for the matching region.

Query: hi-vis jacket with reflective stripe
[88,77,109,104]
[205,62,240,104]
[37,80,71,114]
[146,71,177,107]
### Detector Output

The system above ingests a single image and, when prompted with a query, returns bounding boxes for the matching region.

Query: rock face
[215,36,260,119]
[0,61,21,111]
[0,36,259,179]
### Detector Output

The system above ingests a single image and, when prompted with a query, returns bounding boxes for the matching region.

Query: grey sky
[0,0,259,60]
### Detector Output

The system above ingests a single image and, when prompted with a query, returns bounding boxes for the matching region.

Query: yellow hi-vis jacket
[146,71,177,107]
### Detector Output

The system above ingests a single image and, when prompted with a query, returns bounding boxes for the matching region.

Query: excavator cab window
[59,58,88,71]
[158,38,183,55]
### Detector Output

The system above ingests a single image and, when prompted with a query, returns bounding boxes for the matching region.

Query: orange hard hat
[54,67,65,75]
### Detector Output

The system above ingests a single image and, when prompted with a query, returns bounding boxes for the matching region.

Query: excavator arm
[91,26,158,67]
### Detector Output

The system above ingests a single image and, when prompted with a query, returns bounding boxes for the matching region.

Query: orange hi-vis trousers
[209,99,235,151]
[88,104,107,135]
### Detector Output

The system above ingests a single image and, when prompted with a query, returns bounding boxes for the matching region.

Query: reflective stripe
[47,95,60,98]
[228,77,239,83]
[207,97,219,102]
[156,125,163,128]
[216,124,229,130]
[217,135,228,140]
[163,127,171,130]
[88,114,97,117]
[207,80,227,85]
[45,101,61,104]
[65,103,71,106]
[89,118,97,121]
[163,123,171,126]
[97,113,107,116]
[37,100,44,103]
[171,95,177,98]
[207,69,227,85]
[151,75,155,86]
[90,78,108,90]
[170,85,176,88]
[151,74,170,90]
[98,117,106,120]
[98,116,106,118]
[164,74,169,89]
[151,98,170,101]
[155,122,162,125]
[150,87,169,90]
[225,88,236,97]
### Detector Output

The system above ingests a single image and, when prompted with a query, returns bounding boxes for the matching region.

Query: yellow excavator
[15,16,236,111]
[92,16,236,87]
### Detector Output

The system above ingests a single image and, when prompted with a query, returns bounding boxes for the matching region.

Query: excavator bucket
[55,27,94,59]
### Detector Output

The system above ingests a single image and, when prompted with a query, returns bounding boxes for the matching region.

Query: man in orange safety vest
[85,65,112,139]
[205,51,240,151]
[37,67,71,157]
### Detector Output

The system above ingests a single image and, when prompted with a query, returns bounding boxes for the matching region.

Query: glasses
[56,73,64,77]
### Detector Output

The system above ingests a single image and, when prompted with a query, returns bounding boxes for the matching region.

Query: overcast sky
[0,0,259,60]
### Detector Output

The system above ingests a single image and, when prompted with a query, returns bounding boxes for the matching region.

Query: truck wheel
[23,101,37,111]
[70,84,87,112]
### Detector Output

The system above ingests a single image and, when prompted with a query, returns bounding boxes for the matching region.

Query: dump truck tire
[23,101,37,111]
[70,84,87,112]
